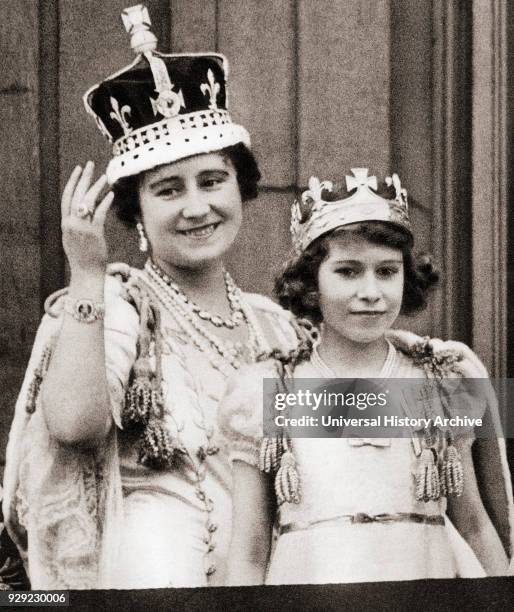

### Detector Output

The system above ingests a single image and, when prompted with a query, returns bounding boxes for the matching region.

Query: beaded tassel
[274,445,300,505]
[138,417,183,470]
[440,439,464,497]
[404,336,469,501]
[122,288,179,471]
[415,447,441,502]
[259,436,282,473]
[122,294,159,426]
[123,357,160,427]
[25,346,52,414]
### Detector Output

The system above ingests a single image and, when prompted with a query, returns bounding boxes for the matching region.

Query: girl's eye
[376,266,399,278]
[335,267,358,278]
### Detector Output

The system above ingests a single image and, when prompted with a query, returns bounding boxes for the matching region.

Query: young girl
[219,170,514,584]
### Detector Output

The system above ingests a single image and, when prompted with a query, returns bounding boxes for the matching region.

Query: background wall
[0,0,510,467]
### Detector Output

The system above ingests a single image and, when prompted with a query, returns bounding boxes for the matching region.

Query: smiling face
[317,231,404,346]
[138,152,243,270]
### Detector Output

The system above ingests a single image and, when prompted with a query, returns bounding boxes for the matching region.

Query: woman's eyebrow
[198,169,230,177]
[331,259,361,264]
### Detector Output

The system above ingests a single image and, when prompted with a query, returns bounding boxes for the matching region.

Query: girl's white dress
[2,267,297,589]
[219,340,514,584]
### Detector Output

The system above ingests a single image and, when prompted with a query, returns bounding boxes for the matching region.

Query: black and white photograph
[1,0,513,609]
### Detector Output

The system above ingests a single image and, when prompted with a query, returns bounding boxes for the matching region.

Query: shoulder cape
[2,266,301,588]
[2,265,140,588]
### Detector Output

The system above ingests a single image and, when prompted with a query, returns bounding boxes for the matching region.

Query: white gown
[219,344,502,585]
[2,267,298,589]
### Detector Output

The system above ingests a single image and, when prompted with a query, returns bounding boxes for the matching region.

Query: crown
[290,168,411,253]
[83,4,250,184]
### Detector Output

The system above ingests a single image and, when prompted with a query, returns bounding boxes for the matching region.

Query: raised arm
[225,460,275,586]
[41,161,115,447]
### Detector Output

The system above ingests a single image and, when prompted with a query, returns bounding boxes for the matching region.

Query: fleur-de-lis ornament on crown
[201,69,220,110]
[385,172,408,207]
[110,96,132,135]
[297,176,334,223]
[302,176,333,206]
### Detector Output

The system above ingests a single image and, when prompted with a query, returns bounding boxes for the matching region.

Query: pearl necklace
[311,339,397,379]
[148,260,245,329]
[142,262,266,376]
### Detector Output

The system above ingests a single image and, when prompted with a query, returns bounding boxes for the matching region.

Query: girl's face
[138,152,242,270]
[317,232,404,345]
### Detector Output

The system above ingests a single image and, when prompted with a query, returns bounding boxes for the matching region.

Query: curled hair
[111,143,261,227]
[275,222,439,324]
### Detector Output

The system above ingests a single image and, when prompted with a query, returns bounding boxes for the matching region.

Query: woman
[220,171,514,584]
[2,7,297,589]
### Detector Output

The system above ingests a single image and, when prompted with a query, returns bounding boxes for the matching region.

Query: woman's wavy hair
[274,221,439,325]
[111,142,261,227]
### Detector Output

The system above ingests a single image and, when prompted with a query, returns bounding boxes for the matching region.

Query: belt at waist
[278,512,445,535]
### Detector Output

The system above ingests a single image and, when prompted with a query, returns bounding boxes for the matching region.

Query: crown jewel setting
[83,4,250,184]
[291,168,411,254]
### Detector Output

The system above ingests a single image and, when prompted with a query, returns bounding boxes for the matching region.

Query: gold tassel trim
[138,417,184,470]
[440,442,464,497]
[123,372,162,427]
[274,449,301,505]
[415,447,441,502]
[259,435,282,473]
[121,286,175,471]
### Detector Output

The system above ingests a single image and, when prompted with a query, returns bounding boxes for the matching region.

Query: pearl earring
[136,222,148,252]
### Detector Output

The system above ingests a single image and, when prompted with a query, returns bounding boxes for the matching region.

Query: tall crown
[290,168,411,253]
[83,4,250,184]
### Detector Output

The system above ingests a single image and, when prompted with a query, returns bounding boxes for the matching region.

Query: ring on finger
[76,205,90,219]
[76,204,96,219]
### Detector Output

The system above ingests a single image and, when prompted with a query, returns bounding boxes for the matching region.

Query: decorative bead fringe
[274,450,300,505]
[440,443,464,497]
[123,360,162,427]
[259,436,282,473]
[121,286,177,470]
[138,417,183,470]
[410,338,467,500]
[415,447,441,502]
